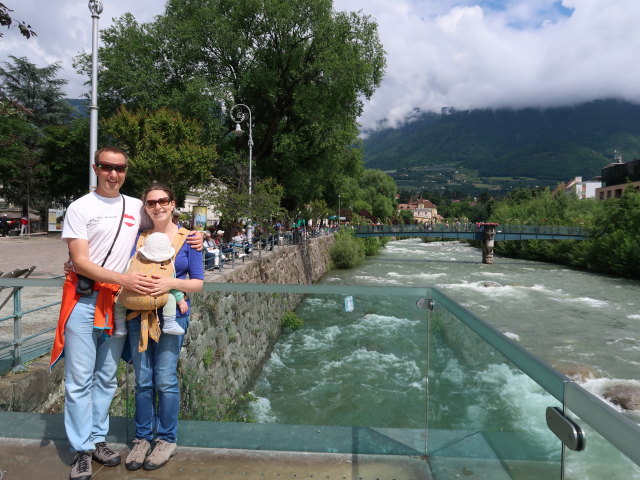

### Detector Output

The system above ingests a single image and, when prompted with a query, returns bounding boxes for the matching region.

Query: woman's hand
[146,275,176,296]
[120,272,155,295]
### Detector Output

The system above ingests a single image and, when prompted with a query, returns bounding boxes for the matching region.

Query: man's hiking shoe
[92,442,121,466]
[143,440,177,470]
[126,438,152,470]
[69,451,92,480]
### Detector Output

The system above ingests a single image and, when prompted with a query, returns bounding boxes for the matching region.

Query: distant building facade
[397,198,438,223]
[595,158,640,200]
[565,176,602,199]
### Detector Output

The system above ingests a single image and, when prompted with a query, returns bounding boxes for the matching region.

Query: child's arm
[170,289,189,315]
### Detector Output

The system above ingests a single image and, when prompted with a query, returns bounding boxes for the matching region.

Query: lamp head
[233,123,244,137]
[88,0,104,15]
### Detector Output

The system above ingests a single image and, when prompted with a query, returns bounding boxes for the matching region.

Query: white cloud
[3,0,640,131]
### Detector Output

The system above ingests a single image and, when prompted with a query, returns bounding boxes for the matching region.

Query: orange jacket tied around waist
[49,272,120,369]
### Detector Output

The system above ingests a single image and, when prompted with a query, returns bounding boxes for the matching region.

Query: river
[250,238,640,477]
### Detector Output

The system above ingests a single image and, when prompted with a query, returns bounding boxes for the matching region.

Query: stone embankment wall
[182,236,334,411]
[0,235,335,414]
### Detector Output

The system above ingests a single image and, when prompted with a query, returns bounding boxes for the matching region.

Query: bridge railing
[352,223,589,236]
[1,280,639,479]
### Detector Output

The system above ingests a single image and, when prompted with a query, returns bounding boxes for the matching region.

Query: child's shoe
[162,316,185,335]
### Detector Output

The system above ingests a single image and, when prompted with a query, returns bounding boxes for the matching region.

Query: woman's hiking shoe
[143,440,177,470]
[92,442,121,466]
[126,438,152,470]
[69,451,92,480]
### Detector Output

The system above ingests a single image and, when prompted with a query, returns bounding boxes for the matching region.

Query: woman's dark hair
[142,183,176,203]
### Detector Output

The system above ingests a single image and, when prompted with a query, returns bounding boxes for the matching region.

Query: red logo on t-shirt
[123,214,136,227]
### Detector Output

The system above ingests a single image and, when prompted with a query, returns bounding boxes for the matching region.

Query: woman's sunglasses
[96,162,128,173]
[144,197,172,208]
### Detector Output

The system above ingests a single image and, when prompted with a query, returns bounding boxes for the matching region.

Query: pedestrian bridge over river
[353,224,589,241]
[353,224,589,263]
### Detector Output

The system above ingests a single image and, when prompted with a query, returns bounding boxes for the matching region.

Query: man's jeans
[64,292,126,452]
[127,314,188,443]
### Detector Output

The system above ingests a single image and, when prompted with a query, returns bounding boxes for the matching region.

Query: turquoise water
[250,239,640,477]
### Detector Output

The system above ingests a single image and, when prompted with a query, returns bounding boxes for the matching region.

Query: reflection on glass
[427,301,562,479]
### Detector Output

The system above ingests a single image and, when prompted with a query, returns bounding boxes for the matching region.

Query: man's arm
[186,231,204,250]
[67,238,152,294]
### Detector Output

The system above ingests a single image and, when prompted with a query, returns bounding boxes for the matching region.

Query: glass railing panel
[179,283,430,457]
[427,288,564,480]
[564,382,640,480]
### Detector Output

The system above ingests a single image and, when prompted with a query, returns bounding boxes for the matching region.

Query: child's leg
[113,302,128,337]
[161,294,184,335]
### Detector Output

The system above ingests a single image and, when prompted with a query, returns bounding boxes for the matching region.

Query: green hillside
[364,99,640,182]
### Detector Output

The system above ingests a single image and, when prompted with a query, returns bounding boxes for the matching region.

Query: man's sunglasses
[144,197,172,208]
[96,162,128,173]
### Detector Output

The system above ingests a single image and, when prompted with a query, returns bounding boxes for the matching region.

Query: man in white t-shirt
[49,146,201,480]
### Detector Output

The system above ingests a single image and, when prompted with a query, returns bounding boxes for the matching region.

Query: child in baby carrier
[113,232,188,337]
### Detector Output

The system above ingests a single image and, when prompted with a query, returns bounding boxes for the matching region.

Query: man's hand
[120,272,155,295]
[63,258,75,274]
[186,231,204,251]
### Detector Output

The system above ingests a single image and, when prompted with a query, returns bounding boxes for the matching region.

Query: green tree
[39,119,91,207]
[101,107,218,204]
[356,169,397,220]
[0,56,73,214]
[75,0,386,210]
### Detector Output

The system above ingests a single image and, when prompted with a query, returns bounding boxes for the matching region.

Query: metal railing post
[12,286,27,372]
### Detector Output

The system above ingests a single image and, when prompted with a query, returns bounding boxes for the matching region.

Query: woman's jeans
[127,314,188,443]
[64,292,126,452]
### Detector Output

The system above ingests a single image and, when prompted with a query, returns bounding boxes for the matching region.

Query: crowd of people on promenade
[201,222,339,272]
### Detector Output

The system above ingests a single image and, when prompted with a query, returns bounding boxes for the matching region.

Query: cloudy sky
[2,0,640,130]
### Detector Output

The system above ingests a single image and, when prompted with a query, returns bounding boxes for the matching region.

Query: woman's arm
[147,276,202,296]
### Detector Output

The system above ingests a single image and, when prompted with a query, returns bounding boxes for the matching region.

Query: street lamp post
[338,194,341,227]
[88,0,103,192]
[230,103,253,241]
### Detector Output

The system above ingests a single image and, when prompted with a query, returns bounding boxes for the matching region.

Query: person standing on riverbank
[50,147,148,480]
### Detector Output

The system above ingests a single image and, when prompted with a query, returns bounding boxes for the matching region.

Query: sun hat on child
[138,232,175,262]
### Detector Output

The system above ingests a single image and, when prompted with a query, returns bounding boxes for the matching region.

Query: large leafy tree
[76,0,386,210]
[101,107,218,205]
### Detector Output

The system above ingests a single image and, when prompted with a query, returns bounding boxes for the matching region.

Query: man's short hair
[94,146,129,164]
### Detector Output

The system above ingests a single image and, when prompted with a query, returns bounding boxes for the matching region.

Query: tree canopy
[75,0,386,211]
[0,56,76,213]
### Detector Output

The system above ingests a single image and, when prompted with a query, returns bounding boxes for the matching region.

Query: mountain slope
[363,99,640,180]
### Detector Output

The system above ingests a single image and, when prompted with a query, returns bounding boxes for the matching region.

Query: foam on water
[299,325,342,351]
[503,331,520,342]
[320,348,422,386]
[550,296,609,308]
[387,271,447,281]
[250,395,278,423]
[352,275,402,285]
[354,313,419,331]
[303,297,339,310]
